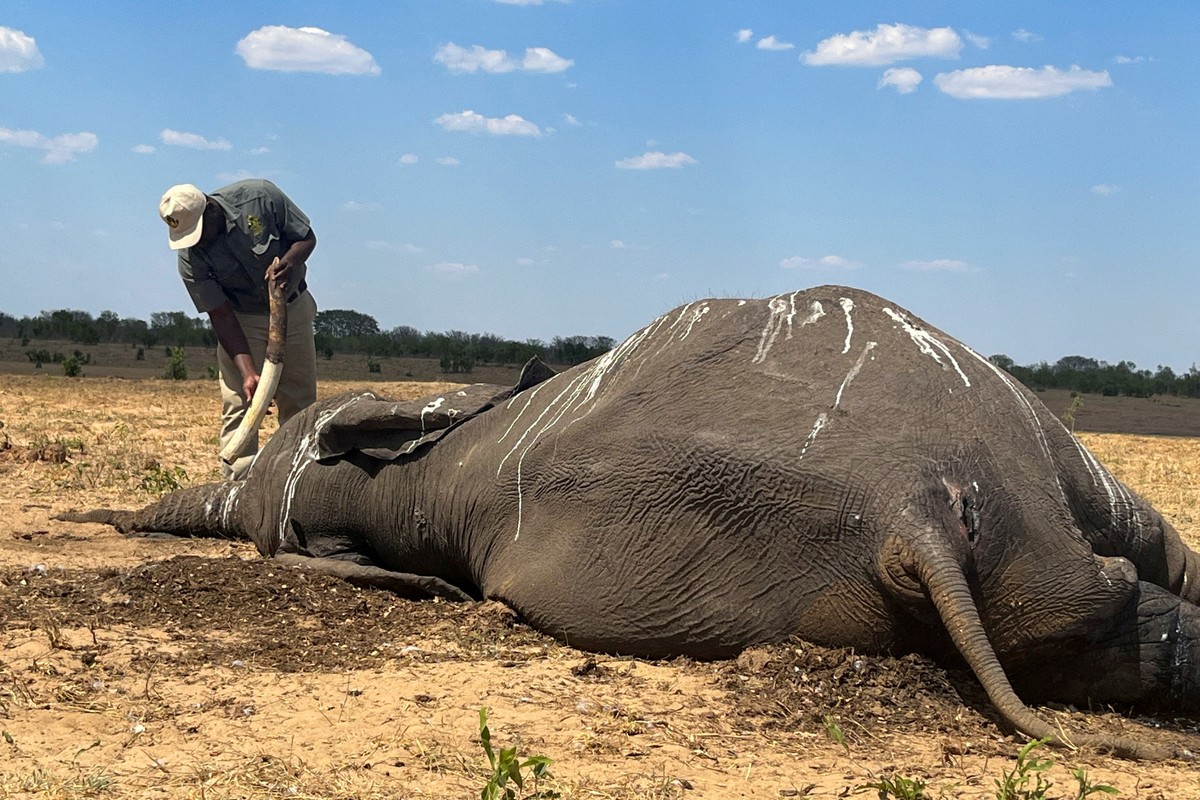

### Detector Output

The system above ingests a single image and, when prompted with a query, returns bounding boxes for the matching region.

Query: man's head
[159,184,207,250]
[160,185,225,250]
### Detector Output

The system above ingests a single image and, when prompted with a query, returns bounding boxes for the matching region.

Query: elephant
[61,285,1200,760]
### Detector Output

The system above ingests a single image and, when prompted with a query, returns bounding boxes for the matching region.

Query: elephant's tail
[56,483,246,540]
[911,537,1173,761]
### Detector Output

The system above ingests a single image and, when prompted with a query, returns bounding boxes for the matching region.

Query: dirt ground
[1,374,1198,799]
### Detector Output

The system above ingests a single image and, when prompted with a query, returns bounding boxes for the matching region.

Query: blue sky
[1,2,1197,371]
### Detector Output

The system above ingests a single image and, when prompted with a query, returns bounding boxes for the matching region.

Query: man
[158,179,319,479]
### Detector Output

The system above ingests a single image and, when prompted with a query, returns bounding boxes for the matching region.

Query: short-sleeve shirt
[177,179,312,314]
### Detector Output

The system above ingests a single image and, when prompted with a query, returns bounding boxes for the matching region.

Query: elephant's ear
[488,356,558,403]
[315,357,557,462]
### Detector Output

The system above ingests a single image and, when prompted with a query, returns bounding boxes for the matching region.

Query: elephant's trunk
[914,544,1174,761]
[56,482,245,540]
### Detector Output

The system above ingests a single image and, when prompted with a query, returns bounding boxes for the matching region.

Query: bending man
[158,179,319,479]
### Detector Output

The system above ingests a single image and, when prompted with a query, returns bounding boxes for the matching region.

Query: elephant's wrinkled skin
[64,286,1200,760]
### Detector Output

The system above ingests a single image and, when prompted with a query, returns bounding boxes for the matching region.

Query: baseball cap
[159,184,206,250]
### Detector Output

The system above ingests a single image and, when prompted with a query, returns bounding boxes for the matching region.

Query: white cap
[159,184,206,250]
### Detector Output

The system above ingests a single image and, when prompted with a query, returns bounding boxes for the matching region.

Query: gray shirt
[177,179,312,314]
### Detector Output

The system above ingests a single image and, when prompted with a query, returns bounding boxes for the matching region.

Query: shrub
[164,347,188,380]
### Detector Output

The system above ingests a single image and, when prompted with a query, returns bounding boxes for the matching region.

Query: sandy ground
[1,374,1198,799]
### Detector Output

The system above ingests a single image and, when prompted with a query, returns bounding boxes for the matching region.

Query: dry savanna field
[1,369,1199,799]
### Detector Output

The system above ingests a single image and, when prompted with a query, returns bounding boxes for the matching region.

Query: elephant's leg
[1009,582,1200,715]
[1054,434,1200,604]
[273,553,475,602]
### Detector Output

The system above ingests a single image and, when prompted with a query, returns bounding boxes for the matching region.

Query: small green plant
[164,347,188,380]
[140,463,188,493]
[478,707,552,800]
[823,714,849,755]
[861,772,928,800]
[1063,394,1085,433]
[1071,768,1120,799]
[994,738,1054,800]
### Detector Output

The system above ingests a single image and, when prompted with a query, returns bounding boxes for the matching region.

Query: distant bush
[164,347,188,380]
[61,356,83,378]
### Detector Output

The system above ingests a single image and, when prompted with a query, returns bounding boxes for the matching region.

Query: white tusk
[219,260,288,464]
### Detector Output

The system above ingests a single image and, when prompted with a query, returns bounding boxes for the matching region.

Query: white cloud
[132,144,156,155]
[249,146,270,155]
[435,43,515,73]
[434,43,572,74]
[435,110,541,137]
[878,67,923,94]
[429,261,480,277]
[0,126,97,163]
[964,31,991,49]
[523,47,573,73]
[437,156,461,166]
[615,151,697,170]
[399,153,419,164]
[804,24,962,66]
[736,29,753,44]
[343,200,381,211]
[780,255,860,270]
[1011,29,1042,43]
[1114,55,1149,65]
[934,65,1112,99]
[900,259,973,272]
[757,35,795,51]
[0,26,43,72]
[161,129,232,150]
[563,113,581,126]
[1091,184,1119,196]
[236,26,380,75]
[611,239,626,249]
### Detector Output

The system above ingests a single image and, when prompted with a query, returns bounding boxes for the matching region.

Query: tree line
[988,354,1200,398]
[3,307,1196,394]
[0,307,615,372]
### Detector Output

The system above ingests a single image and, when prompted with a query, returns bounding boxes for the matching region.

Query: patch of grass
[478,707,554,800]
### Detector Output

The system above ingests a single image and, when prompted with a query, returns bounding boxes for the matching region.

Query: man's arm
[207,302,259,402]
[266,229,317,293]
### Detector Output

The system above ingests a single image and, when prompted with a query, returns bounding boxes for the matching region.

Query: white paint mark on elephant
[276,393,369,548]
[834,341,878,408]
[799,412,828,459]
[883,308,971,389]
[222,482,242,532]
[677,303,710,339]
[839,298,855,354]
[1069,434,1133,526]
[421,397,446,433]
[495,319,672,539]
[754,296,823,364]
[956,344,1068,503]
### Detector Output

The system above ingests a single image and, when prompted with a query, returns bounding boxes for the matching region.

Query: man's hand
[265,256,291,294]
[242,371,261,404]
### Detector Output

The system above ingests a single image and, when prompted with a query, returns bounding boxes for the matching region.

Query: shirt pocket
[251,232,280,258]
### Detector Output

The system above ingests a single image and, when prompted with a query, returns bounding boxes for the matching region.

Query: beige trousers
[217,290,318,479]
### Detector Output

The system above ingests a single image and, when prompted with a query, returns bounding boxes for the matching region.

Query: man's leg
[274,290,318,425]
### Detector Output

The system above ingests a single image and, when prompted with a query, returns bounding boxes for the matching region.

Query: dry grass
[1077,433,1200,548]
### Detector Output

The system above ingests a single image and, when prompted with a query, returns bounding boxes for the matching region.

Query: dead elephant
[62,285,1200,760]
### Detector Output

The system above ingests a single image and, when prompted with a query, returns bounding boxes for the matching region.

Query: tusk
[219,260,288,464]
